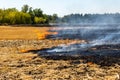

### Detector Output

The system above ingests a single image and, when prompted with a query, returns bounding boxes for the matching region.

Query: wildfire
[33,29,58,40]
[20,49,29,53]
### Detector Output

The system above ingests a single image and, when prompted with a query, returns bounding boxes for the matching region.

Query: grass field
[0,26,52,40]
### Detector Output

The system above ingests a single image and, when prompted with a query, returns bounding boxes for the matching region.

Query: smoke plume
[47,25,120,53]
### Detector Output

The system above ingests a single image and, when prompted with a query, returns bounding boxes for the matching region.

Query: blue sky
[0,0,120,16]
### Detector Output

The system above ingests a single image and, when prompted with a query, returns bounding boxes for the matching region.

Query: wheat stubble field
[0,26,52,40]
[0,26,120,80]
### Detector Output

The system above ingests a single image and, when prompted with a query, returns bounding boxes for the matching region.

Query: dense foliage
[0,5,58,25]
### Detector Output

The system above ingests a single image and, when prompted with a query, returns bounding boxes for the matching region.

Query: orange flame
[87,62,93,65]
[20,49,29,53]
[34,29,58,40]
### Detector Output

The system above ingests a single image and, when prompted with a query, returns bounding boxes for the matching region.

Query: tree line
[1,4,120,25]
[61,13,120,25]
[0,5,58,25]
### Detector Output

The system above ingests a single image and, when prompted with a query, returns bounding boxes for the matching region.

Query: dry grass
[0,26,55,40]
[0,40,88,80]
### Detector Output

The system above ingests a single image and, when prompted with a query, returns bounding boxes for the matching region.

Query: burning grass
[0,26,120,80]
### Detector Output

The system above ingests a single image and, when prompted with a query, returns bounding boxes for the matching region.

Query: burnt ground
[27,43,120,66]
[0,40,119,80]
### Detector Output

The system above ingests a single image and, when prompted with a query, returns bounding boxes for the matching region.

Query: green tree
[28,7,34,24]
[21,4,29,13]
[7,12,16,24]
[15,12,31,24]
[33,8,43,17]
[49,14,58,23]
[34,17,46,24]
[0,9,3,23]
[0,4,56,25]
[43,14,49,24]
[5,8,18,12]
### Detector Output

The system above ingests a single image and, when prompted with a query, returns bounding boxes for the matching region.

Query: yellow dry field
[0,26,52,40]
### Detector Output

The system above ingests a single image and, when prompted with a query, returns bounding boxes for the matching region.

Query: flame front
[34,29,58,40]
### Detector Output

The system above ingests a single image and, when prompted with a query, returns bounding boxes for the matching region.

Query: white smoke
[48,26,120,53]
